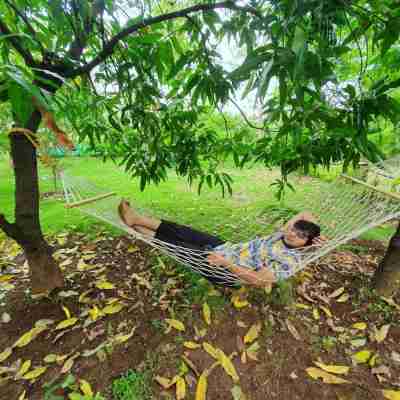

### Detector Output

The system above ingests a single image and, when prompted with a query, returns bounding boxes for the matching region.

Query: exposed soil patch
[0,234,399,400]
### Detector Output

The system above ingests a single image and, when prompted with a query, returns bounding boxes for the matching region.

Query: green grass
[112,370,152,400]
[0,155,394,242]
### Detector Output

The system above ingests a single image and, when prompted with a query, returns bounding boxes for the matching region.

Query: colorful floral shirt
[213,232,301,280]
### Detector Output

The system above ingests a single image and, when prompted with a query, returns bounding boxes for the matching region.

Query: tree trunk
[1,110,64,294]
[372,220,400,297]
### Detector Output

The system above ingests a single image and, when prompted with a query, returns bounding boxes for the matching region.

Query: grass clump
[112,370,152,400]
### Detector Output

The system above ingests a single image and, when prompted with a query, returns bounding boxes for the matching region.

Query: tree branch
[67,0,106,61]
[0,18,36,66]
[4,0,46,55]
[68,1,262,78]
[229,97,264,131]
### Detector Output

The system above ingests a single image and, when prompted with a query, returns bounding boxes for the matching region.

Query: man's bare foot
[118,199,139,227]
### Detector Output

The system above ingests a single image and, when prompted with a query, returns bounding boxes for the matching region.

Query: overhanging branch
[68,1,262,78]
[0,18,36,66]
[4,0,46,55]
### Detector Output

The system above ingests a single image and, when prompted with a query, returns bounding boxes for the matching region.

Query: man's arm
[283,211,317,231]
[207,253,276,288]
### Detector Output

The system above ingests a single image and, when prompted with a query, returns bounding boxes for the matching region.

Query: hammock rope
[59,159,400,286]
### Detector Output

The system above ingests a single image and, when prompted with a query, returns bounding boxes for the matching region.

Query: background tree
[1,0,400,295]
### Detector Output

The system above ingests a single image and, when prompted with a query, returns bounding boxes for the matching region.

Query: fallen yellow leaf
[195,371,208,400]
[336,293,349,303]
[55,317,78,330]
[62,306,71,319]
[231,295,249,309]
[176,376,186,400]
[43,354,58,363]
[184,341,201,350]
[165,318,185,332]
[313,308,320,320]
[155,376,173,389]
[13,327,46,348]
[203,303,211,326]
[102,303,124,314]
[320,306,332,318]
[352,322,367,330]
[95,281,115,290]
[217,348,239,382]
[61,354,79,374]
[246,342,260,361]
[352,350,372,364]
[89,306,102,321]
[80,379,93,397]
[0,347,12,363]
[383,389,400,400]
[314,361,349,375]
[203,342,219,359]
[22,366,47,380]
[375,324,390,343]
[306,367,350,384]
[328,287,345,298]
[294,303,310,310]
[113,327,136,344]
[244,323,261,344]
[18,390,26,400]
[17,360,32,378]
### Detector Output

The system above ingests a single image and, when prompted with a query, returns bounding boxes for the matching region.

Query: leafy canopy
[1,0,400,193]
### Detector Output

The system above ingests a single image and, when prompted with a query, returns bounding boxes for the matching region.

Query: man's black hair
[293,219,321,246]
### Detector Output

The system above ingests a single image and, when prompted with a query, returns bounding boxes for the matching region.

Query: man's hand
[207,252,229,267]
[312,234,328,246]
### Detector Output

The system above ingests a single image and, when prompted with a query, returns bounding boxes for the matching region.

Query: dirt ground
[0,232,399,400]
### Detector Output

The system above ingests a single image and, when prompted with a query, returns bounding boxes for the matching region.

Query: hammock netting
[59,158,400,286]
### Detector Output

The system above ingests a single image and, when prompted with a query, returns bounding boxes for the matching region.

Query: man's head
[283,220,321,248]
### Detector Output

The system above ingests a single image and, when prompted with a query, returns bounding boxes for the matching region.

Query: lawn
[0,155,394,242]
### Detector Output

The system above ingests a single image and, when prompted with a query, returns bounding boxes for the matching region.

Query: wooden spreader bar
[65,192,116,208]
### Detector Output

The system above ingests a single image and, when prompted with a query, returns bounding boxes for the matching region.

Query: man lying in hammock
[118,200,324,288]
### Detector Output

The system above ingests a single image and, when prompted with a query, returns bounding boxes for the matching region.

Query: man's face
[284,226,308,248]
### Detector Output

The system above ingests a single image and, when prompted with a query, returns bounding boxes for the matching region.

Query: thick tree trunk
[372,220,400,297]
[0,110,64,294]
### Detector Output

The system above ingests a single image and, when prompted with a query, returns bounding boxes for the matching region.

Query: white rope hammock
[59,160,400,286]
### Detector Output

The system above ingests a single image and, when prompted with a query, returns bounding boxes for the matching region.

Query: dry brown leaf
[286,319,301,341]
